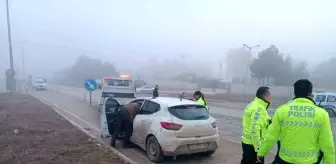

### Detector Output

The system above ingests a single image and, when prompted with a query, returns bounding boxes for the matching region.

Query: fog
[1,0,336,79]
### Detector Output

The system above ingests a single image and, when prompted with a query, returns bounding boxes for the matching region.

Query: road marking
[130,149,155,164]
[216,120,241,126]
[41,97,100,132]
[36,97,137,164]
[35,95,155,164]
[37,90,279,159]
[220,137,240,144]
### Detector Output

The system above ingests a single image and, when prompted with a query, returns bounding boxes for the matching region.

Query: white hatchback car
[100,97,219,163]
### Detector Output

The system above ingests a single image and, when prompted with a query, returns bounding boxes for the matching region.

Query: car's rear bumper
[33,87,47,91]
[158,133,220,156]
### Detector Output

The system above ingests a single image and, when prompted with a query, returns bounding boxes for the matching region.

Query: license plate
[189,143,207,150]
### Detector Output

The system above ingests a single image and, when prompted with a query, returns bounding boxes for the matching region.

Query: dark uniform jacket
[153,88,159,98]
[123,102,141,122]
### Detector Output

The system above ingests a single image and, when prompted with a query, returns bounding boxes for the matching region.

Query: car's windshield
[105,79,130,87]
[168,105,209,120]
[33,80,45,84]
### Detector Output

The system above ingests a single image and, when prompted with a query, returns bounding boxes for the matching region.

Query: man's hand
[256,156,263,163]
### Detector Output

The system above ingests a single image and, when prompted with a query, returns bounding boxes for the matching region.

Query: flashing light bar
[120,74,131,79]
[103,75,132,80]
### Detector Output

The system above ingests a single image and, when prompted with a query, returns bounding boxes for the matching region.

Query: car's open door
[100,97,120,138]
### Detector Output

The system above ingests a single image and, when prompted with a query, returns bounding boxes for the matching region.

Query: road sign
[5,68,15,77]
[84,79,97,92]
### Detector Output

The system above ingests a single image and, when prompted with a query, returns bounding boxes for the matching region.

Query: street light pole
[180,54,185,90]
[242,44,260,97]
[6,0,16,92]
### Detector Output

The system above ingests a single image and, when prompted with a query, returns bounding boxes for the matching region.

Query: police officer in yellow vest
[193,91,209,110]
[241,86,272,164]
[257,79,335,164]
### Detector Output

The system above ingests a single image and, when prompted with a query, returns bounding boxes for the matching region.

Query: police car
[99,75,136,109]
[100,96,219,162]
[100,75,135,98]
[312,91,336,117]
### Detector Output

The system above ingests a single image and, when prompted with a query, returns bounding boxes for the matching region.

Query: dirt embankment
[0,93,126,164]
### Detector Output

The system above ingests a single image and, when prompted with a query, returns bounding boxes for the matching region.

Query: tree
[292,61,309,79]
[250,45,309,86]
[311,57,336,88]
[55,55,118,86]
[250,45,283,85]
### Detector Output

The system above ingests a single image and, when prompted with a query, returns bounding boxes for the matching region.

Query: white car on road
[135,85,155,94]
[100,97,219,163]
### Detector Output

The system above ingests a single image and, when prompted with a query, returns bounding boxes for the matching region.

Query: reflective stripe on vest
[280,147,320,158]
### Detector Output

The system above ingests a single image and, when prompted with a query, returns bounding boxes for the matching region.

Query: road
[48,84,276,118]
[47,84,336,135]
[31,88,280,163]
[31,85,336,163]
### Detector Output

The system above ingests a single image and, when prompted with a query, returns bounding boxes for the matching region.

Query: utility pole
[218,61,222,79]
[242,44,260,97]
[6,0,16,92]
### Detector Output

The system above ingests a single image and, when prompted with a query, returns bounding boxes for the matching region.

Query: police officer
[241,86,271,164]
[153,85,159,98]
[110,102,141,148]
[193,91,209,110]
[257,79,335,164]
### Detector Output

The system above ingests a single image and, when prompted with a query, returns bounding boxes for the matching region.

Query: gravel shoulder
[0,93,126,164]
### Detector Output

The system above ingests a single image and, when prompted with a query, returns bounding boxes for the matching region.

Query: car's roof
[138,97,199,107]
[313,92,336,95]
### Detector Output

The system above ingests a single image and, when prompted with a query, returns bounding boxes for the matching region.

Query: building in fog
[225,47,251,83]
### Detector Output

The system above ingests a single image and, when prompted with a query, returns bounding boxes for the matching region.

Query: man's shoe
[110,142,116,148]
[123,142,134,148]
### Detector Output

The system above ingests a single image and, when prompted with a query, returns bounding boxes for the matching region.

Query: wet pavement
[30,85,336,163]
[31,89,279,163]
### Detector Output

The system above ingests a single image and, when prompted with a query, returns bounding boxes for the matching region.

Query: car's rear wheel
[326,107,336,117]
[200,150,216,156]
[146,136,164,163]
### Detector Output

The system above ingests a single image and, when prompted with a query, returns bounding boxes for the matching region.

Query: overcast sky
[0,0,335,77]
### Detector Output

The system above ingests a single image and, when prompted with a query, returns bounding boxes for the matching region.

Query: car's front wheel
[146,136,164,163]
[326,107,336,117]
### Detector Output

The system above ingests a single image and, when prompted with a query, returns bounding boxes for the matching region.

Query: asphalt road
[48,84,272,118]
[31,86,336,163]
[31,89,282,163]
[47,84,336,136]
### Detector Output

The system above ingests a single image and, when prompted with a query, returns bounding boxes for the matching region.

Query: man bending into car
[110,102,141,148]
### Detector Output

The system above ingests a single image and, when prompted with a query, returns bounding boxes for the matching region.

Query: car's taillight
[211,121,217,128]
[160,122,182,131]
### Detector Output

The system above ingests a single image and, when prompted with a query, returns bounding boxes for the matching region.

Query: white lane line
[38,91,277,160]
[36,95,155,164]
[220,137,240,144]
[37,97,138,164]
[130,149,155,164]
[40,97,100,132]
[216,120,241,126]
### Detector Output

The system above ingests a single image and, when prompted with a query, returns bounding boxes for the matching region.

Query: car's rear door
[315,94,327,106]
[132,100,160,144]
[100,97,120,138]
[169,105,217,138]
[326,94,336,106]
